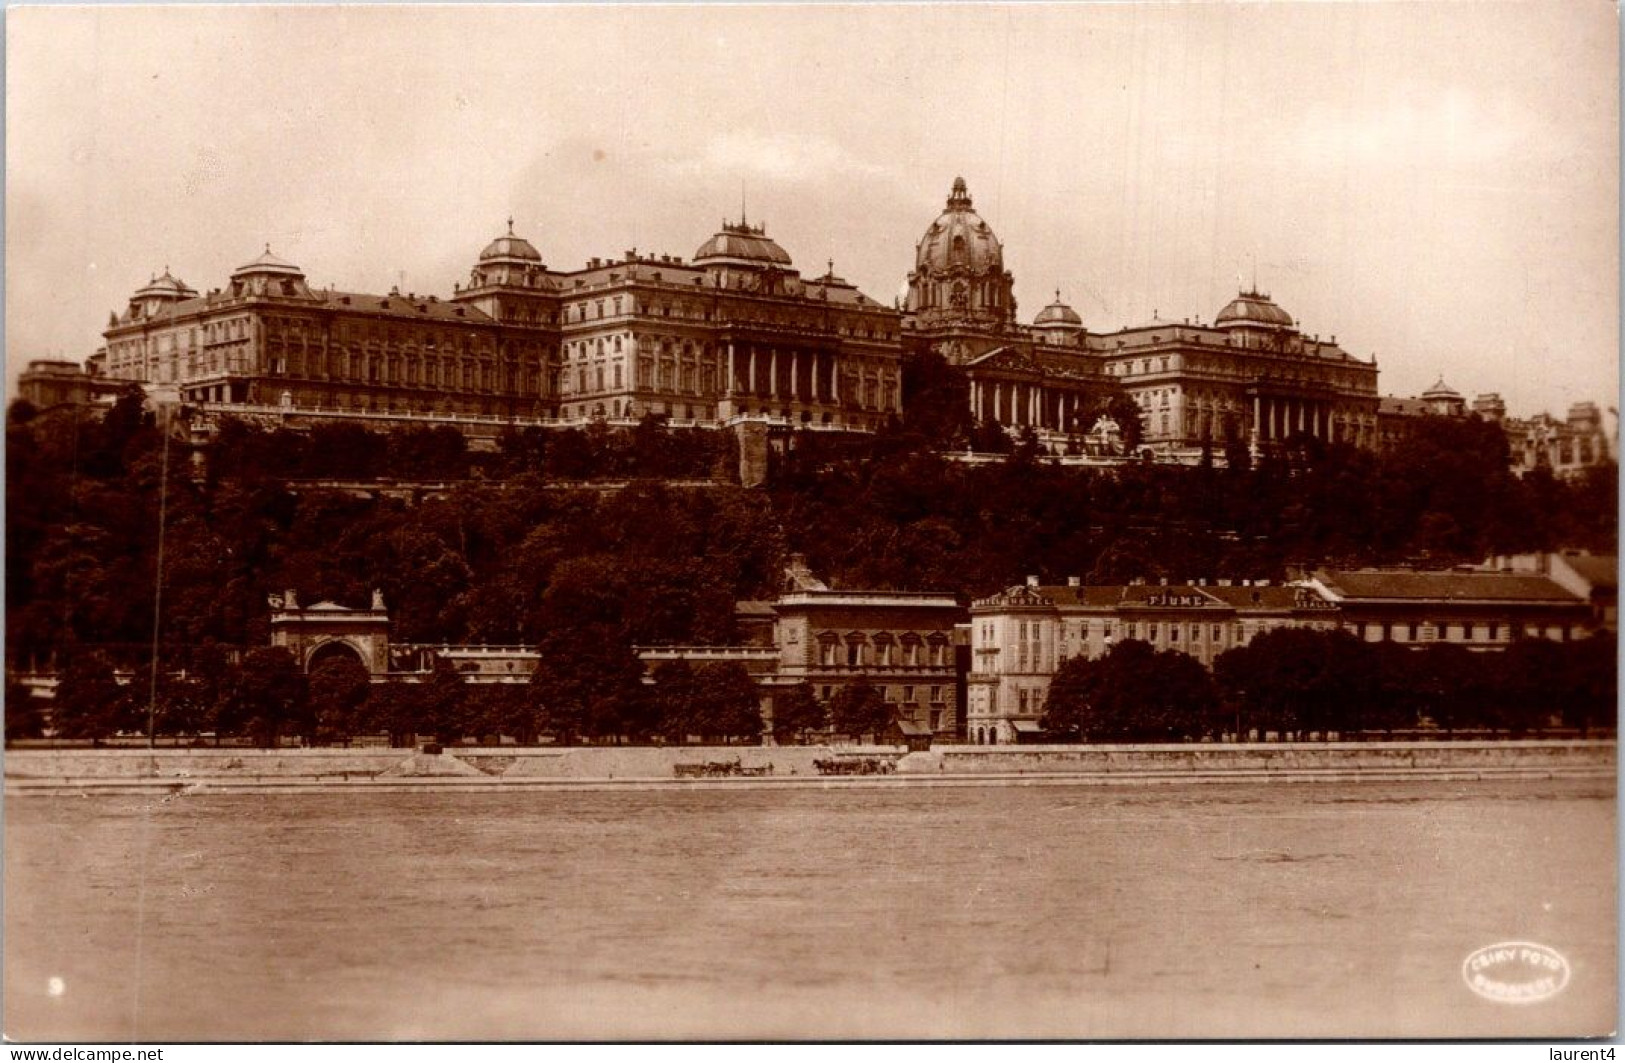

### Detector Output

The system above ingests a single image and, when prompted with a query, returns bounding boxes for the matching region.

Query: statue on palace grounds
[1088,414,1124,455]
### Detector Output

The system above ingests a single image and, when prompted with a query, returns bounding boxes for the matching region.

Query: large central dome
[905,177,1017,334]
[914,176,1005,275]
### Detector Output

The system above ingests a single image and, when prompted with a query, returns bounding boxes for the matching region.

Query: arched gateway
[268,589,391,675]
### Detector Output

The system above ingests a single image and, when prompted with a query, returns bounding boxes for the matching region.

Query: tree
[1040,654,1101,741]
[830,681,891,741]
[694,661,762,744]
[417,656,470,745]
[530,624,647,744]
[1077,640,1217,742]
[307,655,373,744]
[1561,634,1616,737]
[5,678,45,741]
[150,671,214,738]
[650,659,700,742]
[52,653,133,743]
[364,680,424,748]
[223,647,308,748]
[1215,629,1380,739]
[771,682,826,744]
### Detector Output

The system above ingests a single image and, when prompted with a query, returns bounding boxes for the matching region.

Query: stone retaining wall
[897,740,1617,775]
[3,744,904,781]
[6,740,1614,785]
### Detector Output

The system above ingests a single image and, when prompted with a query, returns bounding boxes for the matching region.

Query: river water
[4,779,1615,1041]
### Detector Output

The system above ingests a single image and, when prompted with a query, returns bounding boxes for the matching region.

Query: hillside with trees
[5,357,1615,745]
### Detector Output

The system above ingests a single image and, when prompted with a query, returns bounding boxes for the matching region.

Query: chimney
[1026,575,1040,588]
[1067,576,1081,588]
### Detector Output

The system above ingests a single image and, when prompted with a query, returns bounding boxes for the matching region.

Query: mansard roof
[1316,570,1583,604]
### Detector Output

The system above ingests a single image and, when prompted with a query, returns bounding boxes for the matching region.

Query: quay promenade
[5,740,1614,796]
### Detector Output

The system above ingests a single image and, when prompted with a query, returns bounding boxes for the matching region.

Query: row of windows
[817,634,950,668]
[1357,621,1577,643]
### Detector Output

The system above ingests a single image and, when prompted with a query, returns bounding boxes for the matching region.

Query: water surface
[5,779,1615,1040]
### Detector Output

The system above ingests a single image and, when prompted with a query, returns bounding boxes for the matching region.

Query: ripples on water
[5,780,1615,1040]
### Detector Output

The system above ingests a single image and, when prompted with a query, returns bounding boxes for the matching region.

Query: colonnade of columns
[1249,394,1373,446]
[970,378,1090,432]
[724,342,841,404]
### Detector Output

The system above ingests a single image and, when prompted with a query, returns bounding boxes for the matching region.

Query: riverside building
[966,579,1342,745]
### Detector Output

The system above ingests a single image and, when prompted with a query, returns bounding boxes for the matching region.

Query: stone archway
[306,638,366,673]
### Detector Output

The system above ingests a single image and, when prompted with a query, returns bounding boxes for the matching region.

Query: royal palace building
[94,214,905,433]
[903,178,1382,453]
[81,177,1386,452]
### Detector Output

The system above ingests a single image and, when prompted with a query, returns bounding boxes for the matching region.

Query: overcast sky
[7,2,1617,417]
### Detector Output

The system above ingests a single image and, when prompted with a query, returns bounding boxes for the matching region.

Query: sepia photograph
[3,1,1618,1045]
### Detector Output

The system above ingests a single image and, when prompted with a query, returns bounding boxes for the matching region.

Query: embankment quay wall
[4,741,1614,795]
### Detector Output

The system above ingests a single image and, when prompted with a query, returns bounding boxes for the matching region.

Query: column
[1297,401,1306,434]
[769,350,778,399]
[1252,395,1261,443]
[831,356,840,403]
[726,342,736,396]
[747,349,757,396]
[790,351,800,401]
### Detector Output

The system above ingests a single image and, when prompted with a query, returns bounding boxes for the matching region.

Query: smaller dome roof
[1034,290,1082,327]
[233,245,303,277]
[1216,289,1294,329]
[134,268,197,300]
[1422,377,1463,401]
[481,219,542,262]
[694,220,793,267]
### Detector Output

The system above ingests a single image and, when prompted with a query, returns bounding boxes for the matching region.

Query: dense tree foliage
[220,647,307,747]
[771,682,827,744]
[829,681,891,740]
[1210,629,1612,738]
[1040,640,1218,742]
[6,385,1615,746]
[51,652,134,742]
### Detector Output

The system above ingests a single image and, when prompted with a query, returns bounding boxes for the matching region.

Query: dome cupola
[693,219,793,268]
[905,176,1016,333]
[1215,289,1295,330]
[1422,377,1466,416]
[124,267,199,320]
[1034,291,1082,327]
[227,245,315,300]
[467,219,550,291]
[1033,290,1084,346]
[479,220,543,265]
